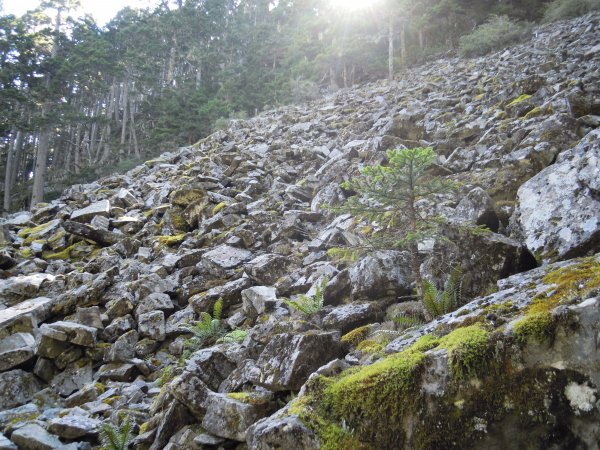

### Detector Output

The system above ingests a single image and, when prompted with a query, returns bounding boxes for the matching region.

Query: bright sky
[3,0,155,25]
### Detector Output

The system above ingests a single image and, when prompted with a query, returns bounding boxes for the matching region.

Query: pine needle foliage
[99,415,134,450]
[284,277,328,315]
[422,267,464,319]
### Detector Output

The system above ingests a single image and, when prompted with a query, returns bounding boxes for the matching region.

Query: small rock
[10,423,63,450]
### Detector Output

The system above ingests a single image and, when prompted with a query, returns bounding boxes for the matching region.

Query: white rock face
[511,129,600,263]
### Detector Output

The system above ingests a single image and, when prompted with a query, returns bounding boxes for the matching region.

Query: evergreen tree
[336,147,458,295]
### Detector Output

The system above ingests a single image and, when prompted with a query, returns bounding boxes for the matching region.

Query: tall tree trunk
[11,131,25,188]
[31,125,51,208]
[130,99,140,158]
[3,130,22,212]
[120,77,129,151]
[166,35,177,87]
[388,16,395,80]
[399,20,407,67]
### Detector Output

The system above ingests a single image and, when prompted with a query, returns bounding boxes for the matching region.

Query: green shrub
[544,0,600,22]
[459,15,531,57]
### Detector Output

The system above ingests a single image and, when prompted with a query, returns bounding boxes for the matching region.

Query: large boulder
[0,370,42,410]
[250,331,344,391]
[202,392,277,441]
[0,333,35,371]
[348,251,413,300]
[510,129,600,264]
[247,414,319,450]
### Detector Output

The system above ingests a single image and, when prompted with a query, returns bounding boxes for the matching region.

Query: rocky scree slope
[0,12,599,450]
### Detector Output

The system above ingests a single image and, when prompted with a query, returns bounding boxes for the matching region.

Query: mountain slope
[0,12,599,450]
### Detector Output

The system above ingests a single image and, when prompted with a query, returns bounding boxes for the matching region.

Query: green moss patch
[156,233,186,246]
[341,325,372,346]
[512,257,600,345]
[506,94,532,107]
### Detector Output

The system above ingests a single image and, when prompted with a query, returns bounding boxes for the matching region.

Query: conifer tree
[337,147,457,295]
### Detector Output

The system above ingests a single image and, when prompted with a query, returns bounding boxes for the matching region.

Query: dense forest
[0,0,595,211]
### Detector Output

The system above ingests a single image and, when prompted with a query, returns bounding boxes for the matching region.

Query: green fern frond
[421,267,465,319]
[393,314,425,330]
[213,298,223,320]
[217,329,248,343]
[283,277,328,315]
[100,415,133,450]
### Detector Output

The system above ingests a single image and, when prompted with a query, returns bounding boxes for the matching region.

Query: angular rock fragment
[10,423,63,450]
[202,392,277,441]
[251,331,344,391]
[0,333,35,371]
[0,369,42,409]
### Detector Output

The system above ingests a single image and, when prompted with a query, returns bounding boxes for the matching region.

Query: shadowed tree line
[0,0,579,210]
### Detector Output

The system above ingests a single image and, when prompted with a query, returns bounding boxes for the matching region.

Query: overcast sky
[3,0,156,25]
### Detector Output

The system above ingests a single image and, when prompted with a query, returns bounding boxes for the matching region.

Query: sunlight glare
[330,0,380,12]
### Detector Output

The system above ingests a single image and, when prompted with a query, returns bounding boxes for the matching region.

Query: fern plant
[284,277,328,315]
[99,415,134,450]
[422,267,464,319]
[217,329,248,344]
[183,298,226,353]
[393,313,425,330]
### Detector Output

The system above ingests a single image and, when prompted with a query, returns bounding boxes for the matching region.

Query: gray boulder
[202,392,277,441]
[242,286,278,319]
[0,370,42,410]
[0,333,35,371]
[511,129,600,263]
[245,254,290,285]
[70,200,110,222]
[138,311,166,341]
[47,415,101,439]
[246,414,319,450]
[348,251,412,300]
[323,303,383,334]
[10,423,63,450]
[251,331,344,391]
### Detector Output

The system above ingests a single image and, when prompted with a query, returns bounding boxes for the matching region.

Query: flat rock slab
[96,363,138,382]
[70,200,111,222]
[0,297,52,336]
[0,333,35,371]
[41,321,97,347]
[10,423,63,450]
[322,303,382,334]
[0,275,56,307]
[48,415,101,439]
[202,245,253,270]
